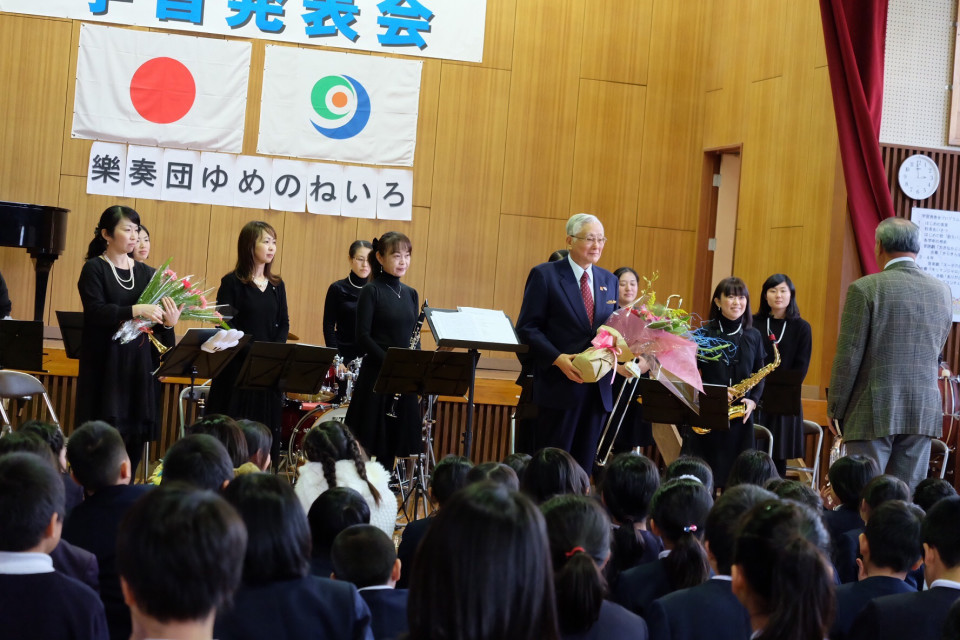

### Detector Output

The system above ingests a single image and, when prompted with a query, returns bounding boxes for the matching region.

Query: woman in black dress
[681,276,765,490]
[752,274,812,477]
[345,231,420,466]
[77,206,181,474]
[207,221,289,466]
[322,239,372,364]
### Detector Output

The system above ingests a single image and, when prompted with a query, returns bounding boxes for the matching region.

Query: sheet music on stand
[424,307,527,458]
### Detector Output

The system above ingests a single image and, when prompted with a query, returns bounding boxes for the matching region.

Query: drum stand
[396,393,438,523]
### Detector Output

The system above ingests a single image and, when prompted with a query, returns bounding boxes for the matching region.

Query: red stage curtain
[819,0,894,274]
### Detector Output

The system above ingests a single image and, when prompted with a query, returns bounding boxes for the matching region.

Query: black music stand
[235,343,338,395]
[154,329,252,420]
[375,348,474,521]
[56,311,84,360]
[0,320,44,372]
[759,368,804,415]
[636,379,730,433]
[423,307,527,459]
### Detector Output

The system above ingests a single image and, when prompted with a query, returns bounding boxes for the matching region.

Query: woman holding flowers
[344,231,421,466]
[208,221,289,468]
[752,274,812,477]
[77,205,181,474]
[681,276,766,490]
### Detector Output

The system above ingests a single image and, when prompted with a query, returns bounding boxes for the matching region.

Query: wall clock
[898,154,940,200]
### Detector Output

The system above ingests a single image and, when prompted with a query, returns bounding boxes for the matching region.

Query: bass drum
[286,404,350,469]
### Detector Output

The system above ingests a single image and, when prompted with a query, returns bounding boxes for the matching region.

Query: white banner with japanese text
[87,142,413,220]
[0,0,486,63]
[259,47,421,166]
[74,24,251,153]
[912,207,960,322]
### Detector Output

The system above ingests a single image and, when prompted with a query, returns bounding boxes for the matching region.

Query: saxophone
[692,341,780,434]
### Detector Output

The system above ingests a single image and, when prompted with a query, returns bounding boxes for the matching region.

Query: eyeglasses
[352,256,369,264]
[572,235,607,245]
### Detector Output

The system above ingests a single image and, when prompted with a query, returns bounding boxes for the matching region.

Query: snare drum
[286,404,350,468]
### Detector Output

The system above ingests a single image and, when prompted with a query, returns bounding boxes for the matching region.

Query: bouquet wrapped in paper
[577,273,733,413]
[113,258,229,346]
[572,327,634,383]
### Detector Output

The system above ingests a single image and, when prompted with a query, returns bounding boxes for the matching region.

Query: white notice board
[913,207,960,322]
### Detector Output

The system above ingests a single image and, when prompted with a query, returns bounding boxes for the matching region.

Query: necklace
[101,254,135,291]
[347,273,364,290]
[718,317,742,336]
[386,281,402,298]
[767,316,786,344]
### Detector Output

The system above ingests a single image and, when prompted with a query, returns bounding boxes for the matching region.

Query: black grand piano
[0,200,69,322]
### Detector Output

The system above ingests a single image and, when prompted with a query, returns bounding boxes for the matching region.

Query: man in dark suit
[516,213,620,474]
[646,484,773,640]
[828,217,953,491]
[0,452,108,639]
[332,525,408,640]
[849,496,960,640]
[831,500,922,640]
[117,483,246,640]
[62,421,153,640]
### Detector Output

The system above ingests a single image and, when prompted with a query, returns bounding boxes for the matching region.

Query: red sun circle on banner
[129,57,196,124]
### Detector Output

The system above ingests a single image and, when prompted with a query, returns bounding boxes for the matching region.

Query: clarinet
[386,299,428,418]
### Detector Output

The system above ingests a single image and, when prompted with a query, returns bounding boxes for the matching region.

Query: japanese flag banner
[73,24,251,154]
[258,47,422,166]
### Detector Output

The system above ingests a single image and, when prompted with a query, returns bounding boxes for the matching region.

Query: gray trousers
[844,434,931,493]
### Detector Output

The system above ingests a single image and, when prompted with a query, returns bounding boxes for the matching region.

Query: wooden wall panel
[492,215,568,324]
[499,0,583,218]
[412,60,440,208]
[702,89,746,151]
[241,40,265,156]
[636,0,705,232]
[473,0,516,71]
[424,64,510,310]
[746,0,786,82]
[0,15,70,204]
[60,21,97,178]
[631,227,697,308]
[580,0,653,85]
[737,78,784,233]
[569,80,647,271]
[702,0,747,93]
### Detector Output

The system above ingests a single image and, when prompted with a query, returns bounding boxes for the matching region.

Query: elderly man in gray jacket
[828,217,953,491]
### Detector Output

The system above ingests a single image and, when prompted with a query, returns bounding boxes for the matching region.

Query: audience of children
[725,449,780,488]
[8,410,960,640]
[294,420,394,536]
[20,419,84,514]
[331,524,408,640]
[237,419,273,472]
[307,486,371,579]
[215,473,373,640]
[0,452,108,639]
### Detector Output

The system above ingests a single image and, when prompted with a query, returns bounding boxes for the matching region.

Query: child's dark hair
[665,456,714,495]
[765,478,823,515]
[912,477,957,512]
[331,524,397,588]
[828,455,879,509]
[706,484,777,575]
[85,205,140,260]
[66,421,127,492]
[541,495,610,634]
[117,483,246,622]
[0,431,56,465]
[430,455,473,507]
[19,420,65,469]
[467,461,519,491]
[161,434,234,492]
[650,478,713,589]
[521,447,590,504]
[600,453,660,572]
[302,421,381,506]
[502,452,532,481]
[733,500,834,640]
[726,449,779,488]
[0,452,65,552]
[237,419,272,465]
[861,475,910,513]
[188,414,248,469]
[307,486,371,555]
[863,500,923,573]
[922,496,960,568]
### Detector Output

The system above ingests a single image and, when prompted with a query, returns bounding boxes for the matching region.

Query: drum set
[279,356,361,472]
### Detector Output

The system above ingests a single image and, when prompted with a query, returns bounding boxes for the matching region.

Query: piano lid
[0,200,69,255]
